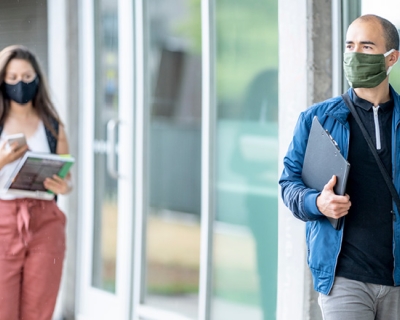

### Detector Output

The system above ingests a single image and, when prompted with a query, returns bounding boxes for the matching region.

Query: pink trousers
[0,199,66,320]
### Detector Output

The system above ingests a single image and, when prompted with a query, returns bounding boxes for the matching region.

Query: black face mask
[4,77,39,104]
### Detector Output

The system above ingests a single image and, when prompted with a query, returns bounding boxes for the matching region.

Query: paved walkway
[147,294,263,319]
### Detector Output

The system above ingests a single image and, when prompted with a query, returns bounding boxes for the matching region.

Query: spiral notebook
[3,152,74,200]
[301,116,350,230]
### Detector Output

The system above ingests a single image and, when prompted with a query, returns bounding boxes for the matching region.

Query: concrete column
[277,0,332,319]
[61,0,80,319]
[48,0,80,318]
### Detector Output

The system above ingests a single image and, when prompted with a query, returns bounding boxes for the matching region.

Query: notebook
[3,152,75,200]
[301,116,350,230]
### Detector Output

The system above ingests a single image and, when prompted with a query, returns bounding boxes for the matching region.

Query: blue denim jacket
[279,86,400,294]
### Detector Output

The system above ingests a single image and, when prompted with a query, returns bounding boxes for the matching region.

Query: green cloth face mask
[343,49,396,88]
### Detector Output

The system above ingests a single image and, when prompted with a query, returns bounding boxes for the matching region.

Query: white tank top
[0,121,51,199]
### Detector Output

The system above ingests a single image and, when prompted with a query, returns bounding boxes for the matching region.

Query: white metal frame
[332,0,343,97]
[76,0,98,317]
[131,0,216,319]
[117,0,135,318]
[47,0,67,318]
[76,0,135,319]
[198,0,216,319]
[76,0,217,318]
[131,0,146,318]
[76,0,95,320]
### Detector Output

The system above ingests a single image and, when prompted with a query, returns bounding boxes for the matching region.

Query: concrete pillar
[61,0,80,319]
[277,0,332,319]
[48,0,80,318]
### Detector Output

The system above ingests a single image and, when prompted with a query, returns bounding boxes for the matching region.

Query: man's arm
[279,114,351,221]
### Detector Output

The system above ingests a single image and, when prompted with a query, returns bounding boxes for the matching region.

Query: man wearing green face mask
[280,14,400,320]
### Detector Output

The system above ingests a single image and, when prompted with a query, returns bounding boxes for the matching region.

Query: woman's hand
[0,140,29,169]
[43,173,72,195]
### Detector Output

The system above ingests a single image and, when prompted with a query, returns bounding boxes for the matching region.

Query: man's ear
[389,50,400,65]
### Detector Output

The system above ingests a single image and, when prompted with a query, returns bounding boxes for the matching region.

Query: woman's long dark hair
[0,45,62,137]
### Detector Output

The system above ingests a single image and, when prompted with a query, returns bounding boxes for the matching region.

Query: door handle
[106,118,121,179]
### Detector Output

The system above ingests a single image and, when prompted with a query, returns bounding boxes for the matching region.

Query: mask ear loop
[385,49,397,75]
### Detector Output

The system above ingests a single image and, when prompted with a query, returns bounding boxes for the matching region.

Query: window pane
[144,0,202,318]
[91,0,119,293]
[213,0,278,319]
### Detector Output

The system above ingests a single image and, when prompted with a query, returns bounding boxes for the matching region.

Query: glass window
[144,0,202,318]
[361,0,400,92]
[213,0,278,319]
[91,0,119,293]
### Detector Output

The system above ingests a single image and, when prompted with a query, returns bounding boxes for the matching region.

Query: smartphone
[6,133,27,150]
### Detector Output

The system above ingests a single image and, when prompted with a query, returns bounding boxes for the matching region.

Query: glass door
[77,0,279,319]
[77,0,134,319]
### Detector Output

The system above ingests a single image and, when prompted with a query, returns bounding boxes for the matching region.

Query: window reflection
[213,0,278,319]
[145,0,201,318]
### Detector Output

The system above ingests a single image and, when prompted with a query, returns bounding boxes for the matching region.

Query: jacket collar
[389,85,400,128]
[325,86,400,126]
[324,89,352,125]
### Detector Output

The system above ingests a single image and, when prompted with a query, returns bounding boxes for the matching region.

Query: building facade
[0,0,399,319]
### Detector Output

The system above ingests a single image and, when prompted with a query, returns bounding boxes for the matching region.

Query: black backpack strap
[44,117,59,154]
[341,92,400,215]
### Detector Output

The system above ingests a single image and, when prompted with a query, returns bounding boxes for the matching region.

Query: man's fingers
[330,199,351,210]
[326,198,351,218]
[330,194,351,204]
[330,210,349,219]
[324,175,337,192]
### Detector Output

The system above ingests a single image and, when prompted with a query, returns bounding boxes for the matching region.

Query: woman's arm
[43,125,73,194]
[56,124,69,154]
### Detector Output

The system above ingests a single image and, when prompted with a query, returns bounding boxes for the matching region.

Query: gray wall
[0,0,48,73]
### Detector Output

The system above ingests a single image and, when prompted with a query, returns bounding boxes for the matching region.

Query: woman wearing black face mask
[0,45,71,320]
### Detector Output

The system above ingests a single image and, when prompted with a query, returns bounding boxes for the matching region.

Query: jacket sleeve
[279,113,325,221]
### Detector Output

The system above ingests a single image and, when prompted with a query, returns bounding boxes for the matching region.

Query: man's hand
[316,175,351,219]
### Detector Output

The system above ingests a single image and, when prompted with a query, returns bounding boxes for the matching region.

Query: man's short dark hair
[359,14,400,51]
